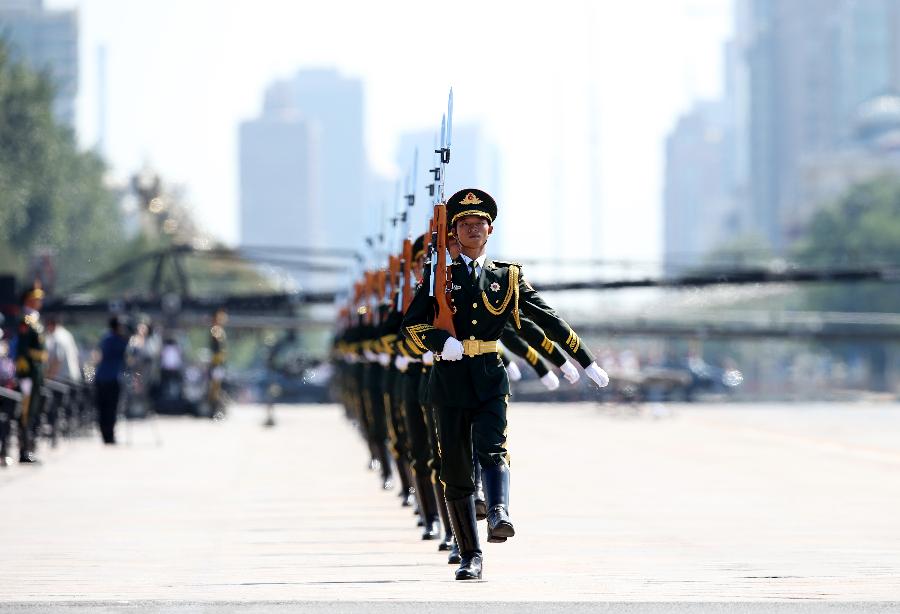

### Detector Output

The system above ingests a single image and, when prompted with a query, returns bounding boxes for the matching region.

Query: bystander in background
[94,317,128,445]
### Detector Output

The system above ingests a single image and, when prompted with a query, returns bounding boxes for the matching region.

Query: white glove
[19,377,33,397]
[363,349,378,362]
[377,352,391,367]
[422,351,434,366]
[506,361,522,382]
[540,372,560,390]
[584,361,610,388]
[440,337,464,361]
[211,366,225,381]
[394,355,410,372]
[560,360,581,384]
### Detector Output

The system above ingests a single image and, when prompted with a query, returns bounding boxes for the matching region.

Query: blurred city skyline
[38,0,732,263]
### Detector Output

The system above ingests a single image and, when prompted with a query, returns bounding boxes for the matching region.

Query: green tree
[794,175,900,313]
[793,175,900,391]
[0,39,124,288]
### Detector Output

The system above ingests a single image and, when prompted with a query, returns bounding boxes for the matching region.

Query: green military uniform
[15,308,47,463]
[376,301,416,506]
[208,319,227,416]
[402,188,601,580]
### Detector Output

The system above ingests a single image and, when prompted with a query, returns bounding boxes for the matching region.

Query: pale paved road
[1,402,899,611]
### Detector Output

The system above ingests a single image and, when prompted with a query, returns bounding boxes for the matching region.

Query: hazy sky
[47,0,732,263]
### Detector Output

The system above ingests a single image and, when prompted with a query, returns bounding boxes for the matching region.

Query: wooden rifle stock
[388,255,400,306]
[363,272,375,325]
[400,238,413,312]
[432,203,456,337]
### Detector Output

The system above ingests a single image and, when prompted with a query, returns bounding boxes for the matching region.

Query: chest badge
[490,282,501,292]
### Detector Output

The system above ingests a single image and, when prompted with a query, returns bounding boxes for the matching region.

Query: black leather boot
[378,442,393,489]
[397,456,415,506]
[445,496,483,580]
[447,539,460,564]
[473,461,487,521]
[18,420,38,464]
[414,473,441,540]
[433,479,454,551]
[483,463,515,543]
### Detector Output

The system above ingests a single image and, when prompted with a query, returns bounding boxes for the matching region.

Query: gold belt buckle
[462,339,478,357]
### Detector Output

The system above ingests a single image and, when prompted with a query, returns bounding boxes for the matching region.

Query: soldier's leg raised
[472,395,514,543]
[436,404,482,580]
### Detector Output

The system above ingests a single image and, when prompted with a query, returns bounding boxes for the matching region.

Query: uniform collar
[459,253,487,270]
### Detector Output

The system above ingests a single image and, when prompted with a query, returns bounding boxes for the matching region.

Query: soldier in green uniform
[15,283,47,464]
[402,188,610,580]
[208,308,228,419]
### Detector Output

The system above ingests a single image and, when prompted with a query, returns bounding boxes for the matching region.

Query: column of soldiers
[332,188,610,581]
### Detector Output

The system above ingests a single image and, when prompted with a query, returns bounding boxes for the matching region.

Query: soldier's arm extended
[401,281,452,355]
[500,323,549,378]
[515,315,568,368]
[514,269,594,367]
[515,267,609,387]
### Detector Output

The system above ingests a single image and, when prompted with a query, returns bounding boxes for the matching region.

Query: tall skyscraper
[739,0,900,249]
[283,69,364,250]
[0,0,78,128]
[240,69,364,254]
[663,101,738,275]
[239,117,317,248]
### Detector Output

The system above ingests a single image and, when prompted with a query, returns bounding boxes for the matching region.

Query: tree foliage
[794,175,900,312]
[0,39,124,287]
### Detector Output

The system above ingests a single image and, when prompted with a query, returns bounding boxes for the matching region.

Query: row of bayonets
[344,89,458,337]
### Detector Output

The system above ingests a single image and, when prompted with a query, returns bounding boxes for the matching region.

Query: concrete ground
[1,401,899,612]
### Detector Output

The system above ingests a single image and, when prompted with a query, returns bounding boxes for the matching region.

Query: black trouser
[384,365,409,465]
[19,378,44,457]
[402,366,434,480]
[362,363,391,478]
[434,395,509,501]
[95,380,120,444]
[418,367,441,481]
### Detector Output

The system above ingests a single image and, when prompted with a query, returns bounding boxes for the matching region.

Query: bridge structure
[34,244,900,342]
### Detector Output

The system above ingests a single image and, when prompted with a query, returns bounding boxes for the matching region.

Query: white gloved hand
[19,377,33,397]
[560,360,581,384]
[506,361,522,382]
[440,337,464,361]
[584,361,610,388]
[363,349,378,362]
[422,351,434,366]
[394,355,410,372]
[377,352,391,367]
[540,371,560,390]
[211,366,225,381]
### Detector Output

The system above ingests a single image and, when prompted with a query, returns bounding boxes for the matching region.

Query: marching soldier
[208,308,228,419]
[402,188,610,580]
[392,234,444,541]
[14,282,48,464]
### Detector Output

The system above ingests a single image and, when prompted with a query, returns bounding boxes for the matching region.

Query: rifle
[398,150,417,312]
[429,89,456,337]
[364,271,375,326]
[386,255,399,306]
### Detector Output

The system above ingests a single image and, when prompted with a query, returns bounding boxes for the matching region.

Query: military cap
[21,280,45,304]
[412,233,426,261]
[446,188,497,226]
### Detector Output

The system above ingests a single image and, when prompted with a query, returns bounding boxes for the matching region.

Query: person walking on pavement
[94,316,128,445]
[402,188,610,580]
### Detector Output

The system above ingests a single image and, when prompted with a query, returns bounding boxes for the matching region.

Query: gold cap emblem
[459,192,483,206]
